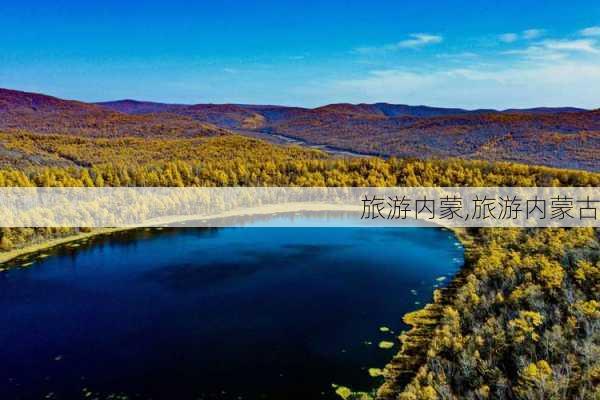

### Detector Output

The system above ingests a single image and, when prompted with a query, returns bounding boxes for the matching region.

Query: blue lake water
[0,217,463,400]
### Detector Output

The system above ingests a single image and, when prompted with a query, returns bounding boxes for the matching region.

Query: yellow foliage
[574,259,600,282]
[421,386,438,400]
[574,300,600,319]
[509,311,544,343]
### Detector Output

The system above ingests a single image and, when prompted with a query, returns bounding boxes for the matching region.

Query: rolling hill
[0,89,227,137]
[99,97,600,171]
[2,88,599,170]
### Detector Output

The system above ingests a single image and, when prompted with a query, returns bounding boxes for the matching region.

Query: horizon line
[0,86,596,112]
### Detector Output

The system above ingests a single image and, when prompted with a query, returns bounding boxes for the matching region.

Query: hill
[98,100,305,129]
[267,109,600,170]
[2,88,599,170]
[0,89,227,137]
[97,96,599,170]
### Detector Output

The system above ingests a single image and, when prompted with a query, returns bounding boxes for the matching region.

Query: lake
[0,216,463,400]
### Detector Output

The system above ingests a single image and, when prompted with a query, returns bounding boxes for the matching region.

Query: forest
[378,227,599,400]
[0,131,598,399]
[2,88,599,171]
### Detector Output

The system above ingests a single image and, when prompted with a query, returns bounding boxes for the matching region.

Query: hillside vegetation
[0,88,227,137]
[98,94,600,171]
[0,131,598,254]
[2,88,599,170]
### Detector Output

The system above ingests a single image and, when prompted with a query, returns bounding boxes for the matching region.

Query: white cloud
[436,52,478,60]
[499,33,519,43]
[504,38,600,61]
[319,29,600,109]
[500,29,545,43]
[522,29,545,39]
[503,46,566,61]
[542,39,599,53]
[355,33,443,53]
[321,60,600,109]
[580,26,600,37]
[321,26,600,109]
[395,33,443,48]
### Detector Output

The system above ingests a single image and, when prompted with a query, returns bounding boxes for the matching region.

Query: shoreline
[0,203,361,266]
[0,227,131,266]
[0,210,471,400]
[0,201,455,266]
[375,227,475,399]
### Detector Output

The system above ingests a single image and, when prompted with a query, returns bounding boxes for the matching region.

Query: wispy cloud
[580,26,600,37]
[435,51,478,60]
[395,33,443,48]
[315,26,600,109]
[504,38,600,61]
[355,33,443,54]
[522,29,545,39]
[499,33,519,43]
[321,60,600,109]
[499,29,545,43]
[543,39,599,53]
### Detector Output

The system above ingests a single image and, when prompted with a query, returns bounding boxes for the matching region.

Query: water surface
[0,216,463,400]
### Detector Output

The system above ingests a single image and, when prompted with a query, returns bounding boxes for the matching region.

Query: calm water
[0,217,463,400]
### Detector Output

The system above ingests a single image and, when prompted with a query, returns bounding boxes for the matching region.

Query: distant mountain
[0,89,227,137]
[313,103,499,117]
[501,107,587,114]
[2,88,598,170]
[98,100,307,129]
[99,98,589,123]
[274,110,600,169]
[95,97,600,171]
[95,99,187,114]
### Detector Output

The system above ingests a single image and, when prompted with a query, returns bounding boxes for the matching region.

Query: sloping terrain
[98,96,600,170]
[2,88,598,170]
[0,89,227,137]
[267,110,600,170]
[98,100,308,129]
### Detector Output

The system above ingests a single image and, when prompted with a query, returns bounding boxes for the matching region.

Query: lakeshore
[1,201,469,267]
[0,228,128,267]
[0,203,359,266]
[0,206,472,399]
[0,217,463,400]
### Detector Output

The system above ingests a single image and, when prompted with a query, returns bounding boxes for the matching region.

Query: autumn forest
[0,85,598,400]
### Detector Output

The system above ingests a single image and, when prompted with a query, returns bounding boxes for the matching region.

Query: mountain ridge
[1,88,598,170]
[98,98,590,117]
[0,88,228,137]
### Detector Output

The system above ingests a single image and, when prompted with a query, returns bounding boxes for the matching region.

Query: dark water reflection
[0,216,463,400]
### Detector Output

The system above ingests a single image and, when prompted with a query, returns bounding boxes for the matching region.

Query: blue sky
[1,0,600,108]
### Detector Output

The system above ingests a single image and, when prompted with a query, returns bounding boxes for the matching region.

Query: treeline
[0,157,576,188]
[1,133,599,187]
[0,132,326,169]
[1,157,599,188]
[0,134,598,252]
[0,133,598,188]
[0,157,598,187]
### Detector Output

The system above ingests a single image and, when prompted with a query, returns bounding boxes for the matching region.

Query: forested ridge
[2,88,599,171]
[0,131,598,399]
[1,133,598,188]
